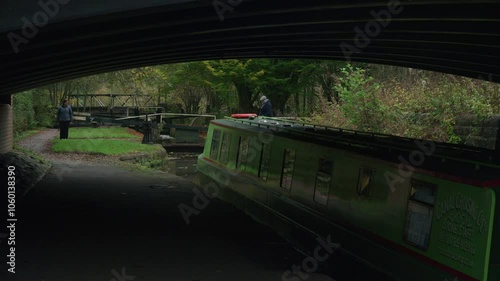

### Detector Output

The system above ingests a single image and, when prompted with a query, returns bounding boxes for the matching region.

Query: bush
[32,89,57,128]
[308,94,349,128]
[13,89,58,136]
[309,65,499,145]
[334,65,388,132]
[13,91,36,134]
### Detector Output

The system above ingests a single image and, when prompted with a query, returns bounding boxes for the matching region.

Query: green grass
[51,139,158,155]
[51,126,157,156]
[67,127,141,139]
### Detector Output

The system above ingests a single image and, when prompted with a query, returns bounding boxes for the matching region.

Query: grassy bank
[66,127,142,140]
[51,127,156,156]
[52,139,158,155]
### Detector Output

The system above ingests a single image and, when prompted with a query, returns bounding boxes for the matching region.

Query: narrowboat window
[210,129,221,160]
[219,132,231,164]
[314,158,333,206]
[357,168,374,198]
[258,143,272,181]
[403,181,437,251]
[236,136,249,170]
[280,149,296,191]
[409,181,436,205]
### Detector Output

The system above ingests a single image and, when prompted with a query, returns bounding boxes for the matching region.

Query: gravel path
[17,128,59,154]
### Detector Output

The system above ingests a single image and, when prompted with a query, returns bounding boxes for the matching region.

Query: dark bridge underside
[0,0,499,95]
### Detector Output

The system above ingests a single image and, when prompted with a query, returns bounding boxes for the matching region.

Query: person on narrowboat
[259,95,273,117]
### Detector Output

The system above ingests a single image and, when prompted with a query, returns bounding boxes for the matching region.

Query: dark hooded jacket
[259,99,273,117]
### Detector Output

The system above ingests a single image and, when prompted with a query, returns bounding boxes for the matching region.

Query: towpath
[2,129,334,281]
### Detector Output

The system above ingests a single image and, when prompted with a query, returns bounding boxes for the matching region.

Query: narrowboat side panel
[429,182,495,280]
[197,155,454,281]
[488,186,500,281]
[199,120,498,281]
[322,149,407,242]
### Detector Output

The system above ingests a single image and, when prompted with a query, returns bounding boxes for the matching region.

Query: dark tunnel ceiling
[0,0,499,95]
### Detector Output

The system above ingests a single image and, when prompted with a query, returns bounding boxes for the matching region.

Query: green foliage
[32,88,57,128]
[13,91,36,134]
[334,65,388,132]
[203,59,322,115]
[13,89,63,136]
[308,95,351,129]
[309,64,499,144]
[256,59,318,114]
[306,60,348,103]
[20,59,499,146]
[375,70,498,143]
[104,67,160,95]
[158,62,220,114]
[205,59,266,113]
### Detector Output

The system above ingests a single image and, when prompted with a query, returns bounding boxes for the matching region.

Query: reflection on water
[163,152,199,177]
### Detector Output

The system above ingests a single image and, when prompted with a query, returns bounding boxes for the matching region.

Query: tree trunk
[234,82,254,112]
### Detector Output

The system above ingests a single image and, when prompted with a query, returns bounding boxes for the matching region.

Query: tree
[159,62,218,114]
[255,59,318,114]
[310,60,347,103]
[205,59,265,113]
[44,80,78,105]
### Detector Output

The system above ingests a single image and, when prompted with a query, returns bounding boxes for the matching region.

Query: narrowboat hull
[198,158,473,281]
[197,118,499,281]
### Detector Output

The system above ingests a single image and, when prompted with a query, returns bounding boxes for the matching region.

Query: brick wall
[0,103,14,153]
[454,115,500,150]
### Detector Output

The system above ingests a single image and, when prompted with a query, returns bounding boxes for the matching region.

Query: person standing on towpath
[56,98,73,140]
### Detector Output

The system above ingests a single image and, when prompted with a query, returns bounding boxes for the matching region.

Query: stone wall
[0,95,13,153]
[454,115,500,150]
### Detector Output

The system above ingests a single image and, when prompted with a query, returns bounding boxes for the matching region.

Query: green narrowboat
[197,117,500,281]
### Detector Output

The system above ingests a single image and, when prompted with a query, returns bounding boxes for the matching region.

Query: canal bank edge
[0,150,51,198]
[119,144,168,169]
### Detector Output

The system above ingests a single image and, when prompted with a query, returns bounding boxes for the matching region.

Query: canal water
[162,151,200,177]
[157,151,379,281]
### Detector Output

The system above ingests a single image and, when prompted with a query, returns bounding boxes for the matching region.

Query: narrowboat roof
[211,117,500,184]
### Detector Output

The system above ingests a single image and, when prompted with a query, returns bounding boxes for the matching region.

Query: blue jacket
[259,99,273,117]
[57,105,73,122]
